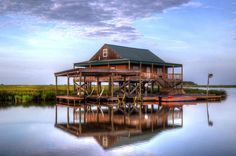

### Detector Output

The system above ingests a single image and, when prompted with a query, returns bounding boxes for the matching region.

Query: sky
[0,0,235,85]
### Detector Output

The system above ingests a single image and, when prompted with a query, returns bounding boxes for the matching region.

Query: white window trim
[103,48,108,57]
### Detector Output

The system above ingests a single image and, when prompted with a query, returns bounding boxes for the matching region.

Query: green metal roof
[74,59,182,67]
[74,44,182,67]
[106,44,165,63]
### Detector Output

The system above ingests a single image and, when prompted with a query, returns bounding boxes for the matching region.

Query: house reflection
[55,104,183,149]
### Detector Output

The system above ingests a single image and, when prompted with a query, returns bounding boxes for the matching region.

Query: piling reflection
[206,102,213,127]
[55,103,183,149]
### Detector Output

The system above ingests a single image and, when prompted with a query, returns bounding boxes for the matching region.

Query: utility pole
[207,73,213,97]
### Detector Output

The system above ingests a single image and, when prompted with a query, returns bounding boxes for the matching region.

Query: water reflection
[206,102,213,127]
[55,104,183,149]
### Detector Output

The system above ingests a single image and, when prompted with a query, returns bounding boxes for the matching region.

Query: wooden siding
[91,65,127,70]
[90,45,121,61]
[90,64,168,76]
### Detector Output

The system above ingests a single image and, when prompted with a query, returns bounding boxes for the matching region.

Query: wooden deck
[56,94,222,106]
[162,96,197,102]
[56,95,84,101]
[192,95,222,101]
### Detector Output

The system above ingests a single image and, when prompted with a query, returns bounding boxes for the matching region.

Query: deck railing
[74,72,182,82]
[140,73,182,81]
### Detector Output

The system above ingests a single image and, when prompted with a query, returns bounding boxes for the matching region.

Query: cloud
[182,1,203,8]
[0,0,190,41]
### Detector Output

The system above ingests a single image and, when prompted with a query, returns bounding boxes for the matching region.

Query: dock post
[151,82,154,94]
[96,106,99,122]
[108,76,111,96]
[139,74,142,102]
[109,107,111,122]
[79,72,82,95]
[111,73,114,99]
[151,104,154,113]
[97,77,100,96]
[124,76,126,95]
[159,96,162,106]
[128,80,131,96]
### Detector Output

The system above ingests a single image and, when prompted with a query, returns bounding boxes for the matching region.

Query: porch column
[139,73,142,100]
[55,76,58,95]
[96,77,100,96]
[128,60,131,70]
[139,62,142,72]
[73,76,76,92]
[108,76,111,96]
[162,65,165,78]
[79,72,82,95]
[111,73,114,98]
[124,76,126,94]
[151,63,154,73]
[84,76,86,95]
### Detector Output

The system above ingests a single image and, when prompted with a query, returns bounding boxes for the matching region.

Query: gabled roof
[106,44,165,63]
[74,44,182,67]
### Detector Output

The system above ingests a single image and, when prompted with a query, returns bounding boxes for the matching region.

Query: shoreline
[0,85,228,104]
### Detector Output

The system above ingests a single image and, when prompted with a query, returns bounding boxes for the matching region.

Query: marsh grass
[0,85,70,104]
[0,85,227,104]
[184,88,226,96]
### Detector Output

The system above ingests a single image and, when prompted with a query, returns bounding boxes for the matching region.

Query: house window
[102,136,108,148]
[103,48,108,58]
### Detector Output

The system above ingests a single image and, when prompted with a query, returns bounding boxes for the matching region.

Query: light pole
[206,73,213,127]
[207,73,213,97]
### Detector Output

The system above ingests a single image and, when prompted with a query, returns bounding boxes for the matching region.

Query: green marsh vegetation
[0,83,228,105]
[182,81,228,97]
[183,88,226,97]
[0,85,72,104]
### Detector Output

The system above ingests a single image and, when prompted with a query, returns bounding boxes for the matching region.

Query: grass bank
[0,85,72,104]
[183,88,226,97]
[0,85,227,104]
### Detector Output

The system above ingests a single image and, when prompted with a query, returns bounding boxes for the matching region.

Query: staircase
[156,76,184,95]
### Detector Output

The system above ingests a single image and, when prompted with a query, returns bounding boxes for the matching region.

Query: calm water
[0,89,236,156]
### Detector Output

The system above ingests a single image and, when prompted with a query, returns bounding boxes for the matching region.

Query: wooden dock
[161,96,197,102]
[56,94,222,107]
[192,95,222,101]
[56,95,84,101]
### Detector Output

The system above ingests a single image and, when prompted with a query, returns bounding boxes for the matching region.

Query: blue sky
[0,0,235,85]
